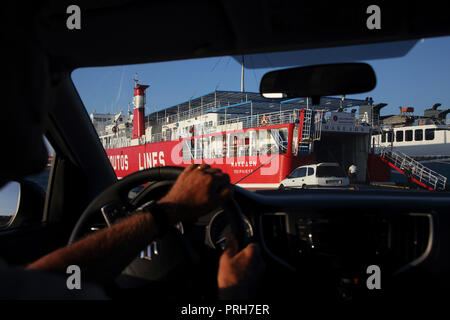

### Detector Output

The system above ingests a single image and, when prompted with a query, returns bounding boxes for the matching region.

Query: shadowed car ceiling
[30,1,450,70]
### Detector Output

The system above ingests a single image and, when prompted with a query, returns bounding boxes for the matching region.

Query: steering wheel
[68,166,249,279]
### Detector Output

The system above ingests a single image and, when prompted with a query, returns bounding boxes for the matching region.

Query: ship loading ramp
[379,147,447,191]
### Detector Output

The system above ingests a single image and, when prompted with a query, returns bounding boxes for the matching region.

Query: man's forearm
[26,210,163,283]
[25,163,232,285]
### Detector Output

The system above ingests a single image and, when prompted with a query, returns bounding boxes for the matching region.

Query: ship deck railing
[151,99,365,127]
[102,108,366,149]
[379,147,448,191]
[216,108,302,129]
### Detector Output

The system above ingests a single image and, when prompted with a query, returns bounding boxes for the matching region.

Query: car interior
[2,1,450,308]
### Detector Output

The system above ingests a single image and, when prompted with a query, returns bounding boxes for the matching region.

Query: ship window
[269,128,288,154]
[208,135,223,159]
[249,130,258,157]
[236,132,249,157]
[396,130,403,142]
[195,137,210,159]
[405,130,413,141]
[387,131,393,143]
[425,128,435,140]
[209,135,219,158]
[257,129,272,156]
[415,129,423,141]
[182,139,193,160]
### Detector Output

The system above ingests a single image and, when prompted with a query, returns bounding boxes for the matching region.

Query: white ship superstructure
[364,102,450,159]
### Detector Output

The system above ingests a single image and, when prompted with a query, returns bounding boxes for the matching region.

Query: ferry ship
[365,102,450,160]
[91,77,388,189]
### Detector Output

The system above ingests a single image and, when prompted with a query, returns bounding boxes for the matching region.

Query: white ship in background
[366,102,450,160]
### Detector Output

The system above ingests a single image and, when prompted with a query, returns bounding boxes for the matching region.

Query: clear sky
[72,35,450,119]
[0,182,20,217]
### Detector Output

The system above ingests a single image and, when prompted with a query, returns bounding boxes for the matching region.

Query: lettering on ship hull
[138,151,166,170]
[108,154,129,171]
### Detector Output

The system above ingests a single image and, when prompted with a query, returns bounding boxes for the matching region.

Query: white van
[279,163,349,189]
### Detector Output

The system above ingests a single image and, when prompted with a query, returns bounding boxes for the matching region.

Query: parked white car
[279,163,349,189]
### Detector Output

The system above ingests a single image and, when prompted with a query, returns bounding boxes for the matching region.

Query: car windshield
[316,165,346,178]
[72,35,450,192]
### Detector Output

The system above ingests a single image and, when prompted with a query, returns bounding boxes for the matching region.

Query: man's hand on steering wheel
[158,164,232,225]
[218,235,265,300]
[26,164,264,299]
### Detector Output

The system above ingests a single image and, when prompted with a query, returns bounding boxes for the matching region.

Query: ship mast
[134,72,139,88]
[240,55,245,92]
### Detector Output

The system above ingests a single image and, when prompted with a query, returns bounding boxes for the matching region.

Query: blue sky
[0,182,20,217]
[72,36,450,118]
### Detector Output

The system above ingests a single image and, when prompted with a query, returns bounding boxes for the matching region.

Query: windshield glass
[72,36,450,192]
[316,165,346,178]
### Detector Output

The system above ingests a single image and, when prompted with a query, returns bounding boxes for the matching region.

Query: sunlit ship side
[91,78,388,189]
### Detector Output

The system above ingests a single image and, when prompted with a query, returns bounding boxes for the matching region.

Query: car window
[316,165,346,178]
[308,168,314,176]
[296,168,307,178]
[72,35,450,192]
[288,169,298,178]
[0,136,54,230]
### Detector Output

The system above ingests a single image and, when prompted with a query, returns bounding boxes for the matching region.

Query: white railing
[270,129,288,152]
[101,108,330,150]
[217,109,300,129]
[379,147,447,191]
[155,101,220,125]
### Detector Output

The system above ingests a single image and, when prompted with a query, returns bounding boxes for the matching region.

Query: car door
[305,167,315,185]
[293,167,307,188]
[284,169,298,187]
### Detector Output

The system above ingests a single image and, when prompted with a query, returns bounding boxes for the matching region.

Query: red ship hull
[105,124,315,189]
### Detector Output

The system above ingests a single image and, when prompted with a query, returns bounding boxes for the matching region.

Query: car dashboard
[226,187,450,302]
[108,186,450,304]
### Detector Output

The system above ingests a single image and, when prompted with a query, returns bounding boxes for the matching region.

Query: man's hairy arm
[26,210,162,283]
[26,164,231,283]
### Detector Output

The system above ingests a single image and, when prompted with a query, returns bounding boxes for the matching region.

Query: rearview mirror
[260,63,376,102]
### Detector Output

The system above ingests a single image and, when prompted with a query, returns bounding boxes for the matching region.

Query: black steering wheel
[68,166,249,276]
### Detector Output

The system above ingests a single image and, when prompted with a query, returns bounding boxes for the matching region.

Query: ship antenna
[134,73,139,88]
